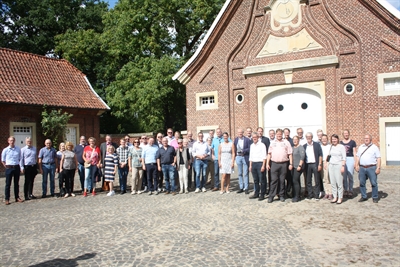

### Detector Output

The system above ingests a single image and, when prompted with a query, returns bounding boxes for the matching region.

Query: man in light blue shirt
[1,136,23,205]
[193,132,211,192]
[211,128,231,191]
[20,137,38,200]
[38,139,57,198]
[142,137,160,195]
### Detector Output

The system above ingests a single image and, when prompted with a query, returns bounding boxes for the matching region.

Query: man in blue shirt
[142,137,160,195]
[38,139,57,198]
[1,136,23,205]
[20,137,38,200]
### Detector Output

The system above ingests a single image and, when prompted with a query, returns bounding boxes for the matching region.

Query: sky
[105,0,400,10]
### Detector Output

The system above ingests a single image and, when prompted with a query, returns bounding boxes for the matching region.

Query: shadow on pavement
[28,252,96,267]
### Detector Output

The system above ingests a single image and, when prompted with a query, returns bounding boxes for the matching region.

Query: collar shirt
[139,143,148,149]
[249,142,267,162]
[74,144,87,164]
[212,136,231,157]
[321,144,332,162]
[236,137,244,154]
[357,144,381,165]
[116,145,129,164]
[285,137,294,147]
[166,136,175,145]
[157,141,163,148]
[126,142,133,148]
[38,147,57,164]
[156,145,176,165]
[20,146,37,169]
[142,144,159,164]
[192,140,210,159]
[187,138,196,154]
[305,142,316,163]
[268,139,292,162]
[1,145,21,165]
[299,137,307,146]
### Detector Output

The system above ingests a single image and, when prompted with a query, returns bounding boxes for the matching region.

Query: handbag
[326,145,333,162]
[84,148,95,168]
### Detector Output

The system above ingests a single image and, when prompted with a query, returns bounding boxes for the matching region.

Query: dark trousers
[269,162,288,199]
[77,163,85,191]
[306,163,320,198]
[267,162,271,194]
[118,165,128,191]
[251,162,266,197]
[63,169,75,194]
[142,170,147,190]
[285,162,293,197]
[58,171,66,196]
[5,166,21,201]
[24,165,37,198]
[292,169,303,200]
[146,164,157,192]
[187,162,196,189]
[158,170,164,190]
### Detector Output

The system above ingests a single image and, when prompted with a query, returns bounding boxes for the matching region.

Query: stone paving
[0,167,399,266]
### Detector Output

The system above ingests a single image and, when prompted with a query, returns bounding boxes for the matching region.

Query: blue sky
[105,0,400,10]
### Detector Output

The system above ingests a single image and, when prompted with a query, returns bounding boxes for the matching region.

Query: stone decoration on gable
[258,0,323,58]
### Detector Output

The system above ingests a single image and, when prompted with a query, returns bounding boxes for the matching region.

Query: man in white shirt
[249,132,267,201]
[355,134,381,203]
[192,132,210,193]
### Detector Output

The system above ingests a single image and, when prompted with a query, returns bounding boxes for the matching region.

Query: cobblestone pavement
[0,167,399,266]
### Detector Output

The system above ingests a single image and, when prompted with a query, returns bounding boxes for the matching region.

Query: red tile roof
[0,48,109,110]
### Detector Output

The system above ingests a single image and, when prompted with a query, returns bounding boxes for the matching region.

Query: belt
[237,153,244,156]
[24,164,36,168]
[161,163,174,166]
[272,161,288,164]
[42,162,55,165]
[360,164,376,168]
[146,163,156,165]
[6,165,19,169]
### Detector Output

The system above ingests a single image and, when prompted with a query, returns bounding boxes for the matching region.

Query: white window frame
[196,91,218,110]
[378,72,400,96]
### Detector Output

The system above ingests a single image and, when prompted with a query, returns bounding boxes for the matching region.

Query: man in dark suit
[257,127,270,195]
[100,134,118,190]
[234,128,252,194]
[303,132,323,200]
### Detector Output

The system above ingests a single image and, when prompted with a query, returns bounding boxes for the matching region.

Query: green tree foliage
[41,106,73,149]
[55,0,224,133]
[1,0,108,55]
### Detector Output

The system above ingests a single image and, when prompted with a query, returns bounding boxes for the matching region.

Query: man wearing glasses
[166,128,174,145]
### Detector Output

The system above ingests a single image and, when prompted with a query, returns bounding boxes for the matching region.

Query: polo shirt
[74,144,87,164]
[357,144,381,165]
[268,139,292,162]
[156,145,176,165]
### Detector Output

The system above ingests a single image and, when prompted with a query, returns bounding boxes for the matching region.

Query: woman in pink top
[82,137,101,197]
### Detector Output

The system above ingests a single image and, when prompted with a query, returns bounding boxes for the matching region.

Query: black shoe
[237,189,244,194]
[292,198,298,203]
[280,197,285,202]
[258,197,264,201]
[30,195,37,199]
[358,197,368,202]
[245,189,249,194]
[267,198,273,203]
[50,194,55,197]
[249,194,259,199]
[42,195,46,198]
[373,198,378,203]
[120,191,125,195]
[25,196,30,201]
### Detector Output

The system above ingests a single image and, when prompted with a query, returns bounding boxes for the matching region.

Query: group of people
[1,127,381,205]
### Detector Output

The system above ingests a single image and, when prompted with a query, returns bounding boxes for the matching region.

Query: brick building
[0,48,109,172]
[173,0,400,166]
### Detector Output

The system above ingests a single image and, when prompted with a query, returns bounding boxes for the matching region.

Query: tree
[41,106,73,149]
[1,0,108,56]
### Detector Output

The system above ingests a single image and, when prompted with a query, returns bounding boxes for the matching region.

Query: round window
[277,104,284,111]
[344,83,355,95]
[236,94,244,104]
[301,103,308,110]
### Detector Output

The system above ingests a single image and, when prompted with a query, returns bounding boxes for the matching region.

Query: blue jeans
[5,166,20,201]
[195,159,208,189]
[236,156,248,190]
[42,163,56,196]
[343,157,355,192]
[84,165,97,191]
[162,164,176,192]
[118,165,128,191]
[78,163,85,191]
[213,160,220,188]
[359,166,378,199]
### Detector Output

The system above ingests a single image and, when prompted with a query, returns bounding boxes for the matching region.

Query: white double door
[263,88,323,137]
[385,122,400,165]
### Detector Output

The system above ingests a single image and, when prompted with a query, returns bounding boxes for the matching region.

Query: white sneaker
[137,191,142,194]
[220,191,224,195]
[179,190,183,194]
[202,187,206,192]
[71,193,76,197]
[107,192,111,196]
[185,188,189,194]
[195,188,200,193]
[64,194,69,198]
[110,191,115,196]
[131,191,135,195]
[144,186,148,192]
[226,190,230,194]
